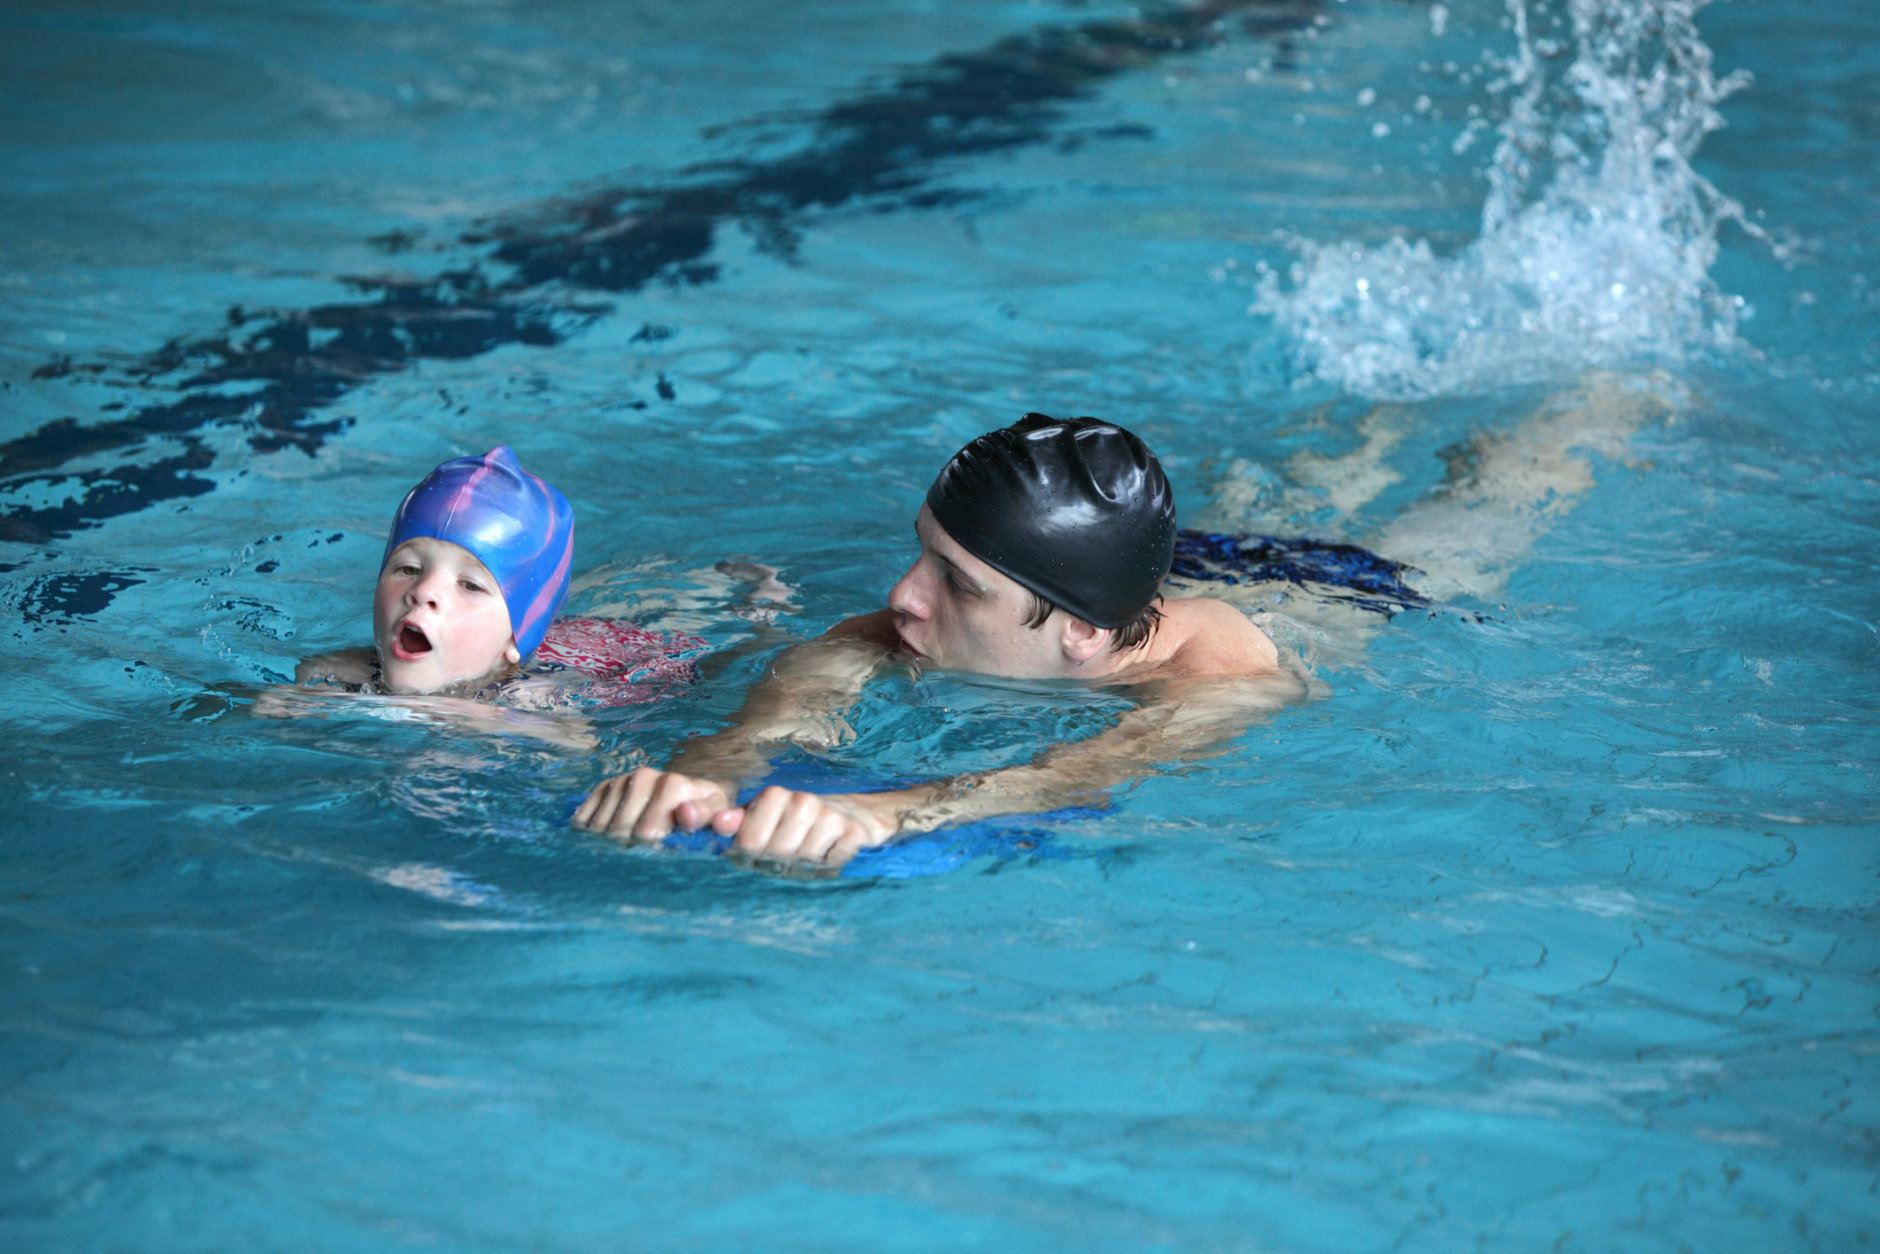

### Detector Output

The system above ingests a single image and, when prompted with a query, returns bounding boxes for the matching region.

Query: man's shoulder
[765,609,898,679]
[1153,596,1280,679]
[827,608,899,647]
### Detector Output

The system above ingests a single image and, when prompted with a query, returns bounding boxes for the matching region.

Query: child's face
[373,538,520,694]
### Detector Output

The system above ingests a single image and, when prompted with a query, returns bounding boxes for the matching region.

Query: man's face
[373,537,518,694]
[887,505,1068,679]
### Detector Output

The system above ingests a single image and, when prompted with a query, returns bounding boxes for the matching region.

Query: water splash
[1256,0,1758,399]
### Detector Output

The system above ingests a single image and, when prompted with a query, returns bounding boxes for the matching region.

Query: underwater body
[2,0,1876,1245]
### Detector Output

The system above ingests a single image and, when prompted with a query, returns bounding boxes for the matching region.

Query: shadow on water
[1,0,1331,604]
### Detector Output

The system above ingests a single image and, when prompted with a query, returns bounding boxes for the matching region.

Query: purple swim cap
[384,446,574,661]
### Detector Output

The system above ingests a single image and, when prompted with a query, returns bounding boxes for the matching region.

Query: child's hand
[713,560,798,622]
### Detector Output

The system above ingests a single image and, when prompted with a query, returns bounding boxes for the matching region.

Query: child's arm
[379,691,598,750]
[252,682,597,750]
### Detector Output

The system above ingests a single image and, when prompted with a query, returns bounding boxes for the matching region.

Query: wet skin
[886,506,1098,679]
[574,513,1292,871]
[372,537,521,695]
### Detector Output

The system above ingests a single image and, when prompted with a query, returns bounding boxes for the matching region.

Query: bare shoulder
[827,608,899,647]
[787,608,899,665]
[1154,596,1282,679]
[756,608,896,691]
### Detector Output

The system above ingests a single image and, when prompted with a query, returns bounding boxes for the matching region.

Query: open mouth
[391,621,433,661]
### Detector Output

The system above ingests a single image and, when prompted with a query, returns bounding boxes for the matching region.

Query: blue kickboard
[569,760,1098,879]
[659,809,1090,879]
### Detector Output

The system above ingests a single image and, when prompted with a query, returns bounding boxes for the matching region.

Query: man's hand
[573,767,736,842]
[714,788,896,869]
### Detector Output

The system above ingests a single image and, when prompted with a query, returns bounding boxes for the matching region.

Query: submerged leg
[1178,372,1672,668]
[1365,372,1672,602]
[1285,404,1410,519]
[1197,403,1410,535]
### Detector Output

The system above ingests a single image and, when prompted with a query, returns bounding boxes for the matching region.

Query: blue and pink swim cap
[384,446,574,661]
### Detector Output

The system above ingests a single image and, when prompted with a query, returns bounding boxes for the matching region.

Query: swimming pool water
[3,0,1876,1247]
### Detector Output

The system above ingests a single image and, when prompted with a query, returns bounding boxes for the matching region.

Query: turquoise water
[3,0,1876,1246]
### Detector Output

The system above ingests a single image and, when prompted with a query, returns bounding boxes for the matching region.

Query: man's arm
[572,610,898,837]
[671,610,898,779]
[691,664,1309,868]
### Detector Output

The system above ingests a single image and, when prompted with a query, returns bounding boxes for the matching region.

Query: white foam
[1257,0,1758,399]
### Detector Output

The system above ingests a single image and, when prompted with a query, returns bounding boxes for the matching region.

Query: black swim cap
[925,413,1176,629]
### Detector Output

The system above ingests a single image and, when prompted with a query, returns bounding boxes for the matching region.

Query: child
[268,446,783,745]
[296,445,576,700]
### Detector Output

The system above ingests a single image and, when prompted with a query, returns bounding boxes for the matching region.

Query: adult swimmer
[574,412,1309,868]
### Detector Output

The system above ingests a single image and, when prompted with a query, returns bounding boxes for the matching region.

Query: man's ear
[1060,615,1110,664]
[505,641,523,665]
